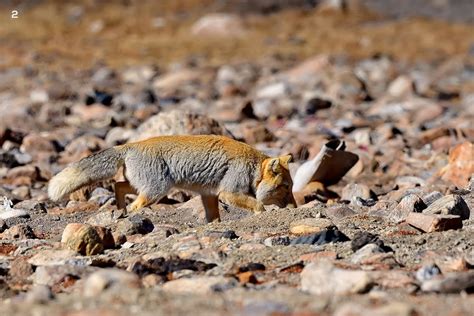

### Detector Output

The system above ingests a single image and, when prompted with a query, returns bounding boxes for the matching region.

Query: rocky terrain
[0,1,473,315]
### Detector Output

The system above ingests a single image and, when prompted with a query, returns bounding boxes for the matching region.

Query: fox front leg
[218,192,266,214]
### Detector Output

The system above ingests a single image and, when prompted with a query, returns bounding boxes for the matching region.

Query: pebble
[162,276,237,294]
[406,213,462,233]
[115,215,154,236]
[421,271,474,293]
[61,223,114,256]
[289,218,335,235]
[422,194,470,220]
[300,262,372,296]
[290,229,349,245]
[83,269,141,297]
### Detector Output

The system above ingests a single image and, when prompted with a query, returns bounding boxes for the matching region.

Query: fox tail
[48,146,126,201]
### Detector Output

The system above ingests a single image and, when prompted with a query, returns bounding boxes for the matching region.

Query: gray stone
[351,243,385,264]
[423,194,470,220]
[390,194,426,223]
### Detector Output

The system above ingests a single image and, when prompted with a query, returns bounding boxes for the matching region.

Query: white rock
[300,262,372,296]
[83,269,141,297]
[162,276,237,294]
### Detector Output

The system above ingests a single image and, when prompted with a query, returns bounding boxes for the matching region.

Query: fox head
[256,154,296,208]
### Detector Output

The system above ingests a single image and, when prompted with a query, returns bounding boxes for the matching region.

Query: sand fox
[48,135,296,222]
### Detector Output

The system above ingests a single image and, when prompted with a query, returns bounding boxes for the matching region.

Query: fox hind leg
[201,195,220,223]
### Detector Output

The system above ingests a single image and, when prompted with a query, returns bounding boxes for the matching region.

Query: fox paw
[254,201,266,214]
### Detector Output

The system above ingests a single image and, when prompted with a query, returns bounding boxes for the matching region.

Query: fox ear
[279,154,293,170]
[266,158,280,173]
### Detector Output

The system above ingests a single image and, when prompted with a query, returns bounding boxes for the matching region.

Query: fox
[48,135,296,223]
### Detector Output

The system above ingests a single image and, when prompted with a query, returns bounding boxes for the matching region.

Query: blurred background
[1,0,473,70]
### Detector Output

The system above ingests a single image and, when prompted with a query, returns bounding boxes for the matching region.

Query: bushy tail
[48,147,126,201]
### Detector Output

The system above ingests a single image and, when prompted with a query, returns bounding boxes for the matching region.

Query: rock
[162,276,237,294]
[256,82,289,99]
[421,271,474,293]
[20,133,56,156]
[390,194,426,223]
[191,14,245,38]
[61,223,111,256]
[0,208,29,220]
[83,269,141,297]
[303,96,332,115]
[290,229,349,245]
[263,236,291,246]
[351,231,391,252]
[9,256,34,280]
[334,302,415,316]
[25,285,54,304]
[324,206,356,221]
[300,262,372,296]
[1,224,35,239]
[439,142,474,188]
[341,183,372,202]
[422,194,470,220]
[416,264,442,282]
[406,213,462,233]
[115,215,154,236]
[423,191,443,206]
[131,110,233,142]
[240,121,275,144]
[351,243,385,264]
[28,249,88,266]
[89,187,114,206]
[289,218,335,235]
[387,75,414,98]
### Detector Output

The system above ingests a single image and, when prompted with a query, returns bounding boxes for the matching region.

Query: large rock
[422,194,470,220]
[131,110,233,142]
[300,262,372,296]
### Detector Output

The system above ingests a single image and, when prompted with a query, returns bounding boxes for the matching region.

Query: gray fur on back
[122,136,266,200]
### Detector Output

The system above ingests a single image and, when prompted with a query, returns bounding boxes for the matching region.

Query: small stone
[406,213,462,233]
[1,224,35,239]
[115,215,154,236]
[387,75,414,98]
[0,208,29,220]
[256,82,289,100]
[61,223,113,256]
[25,285,54,304]
[191,14,245,38]
[422,191,443,206]
[422,194,470,220]
[334,302,415,316]
[290,229,349,245]
[289,218,335,235]
[416,264,442,282]
[9,256,34,280]
[28,249,86,266]
[263,236,291,246]
[299,251,338,262]
[341,183,372,202]
[324,206,356,221]
[390,194,426,223]
[162,276,237,294]
[351,244,385,264]
[351,231,390,252]
[439,142,474,188]
[301,262,372,296]
[83,269,141,297]
[421,271,474,293]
